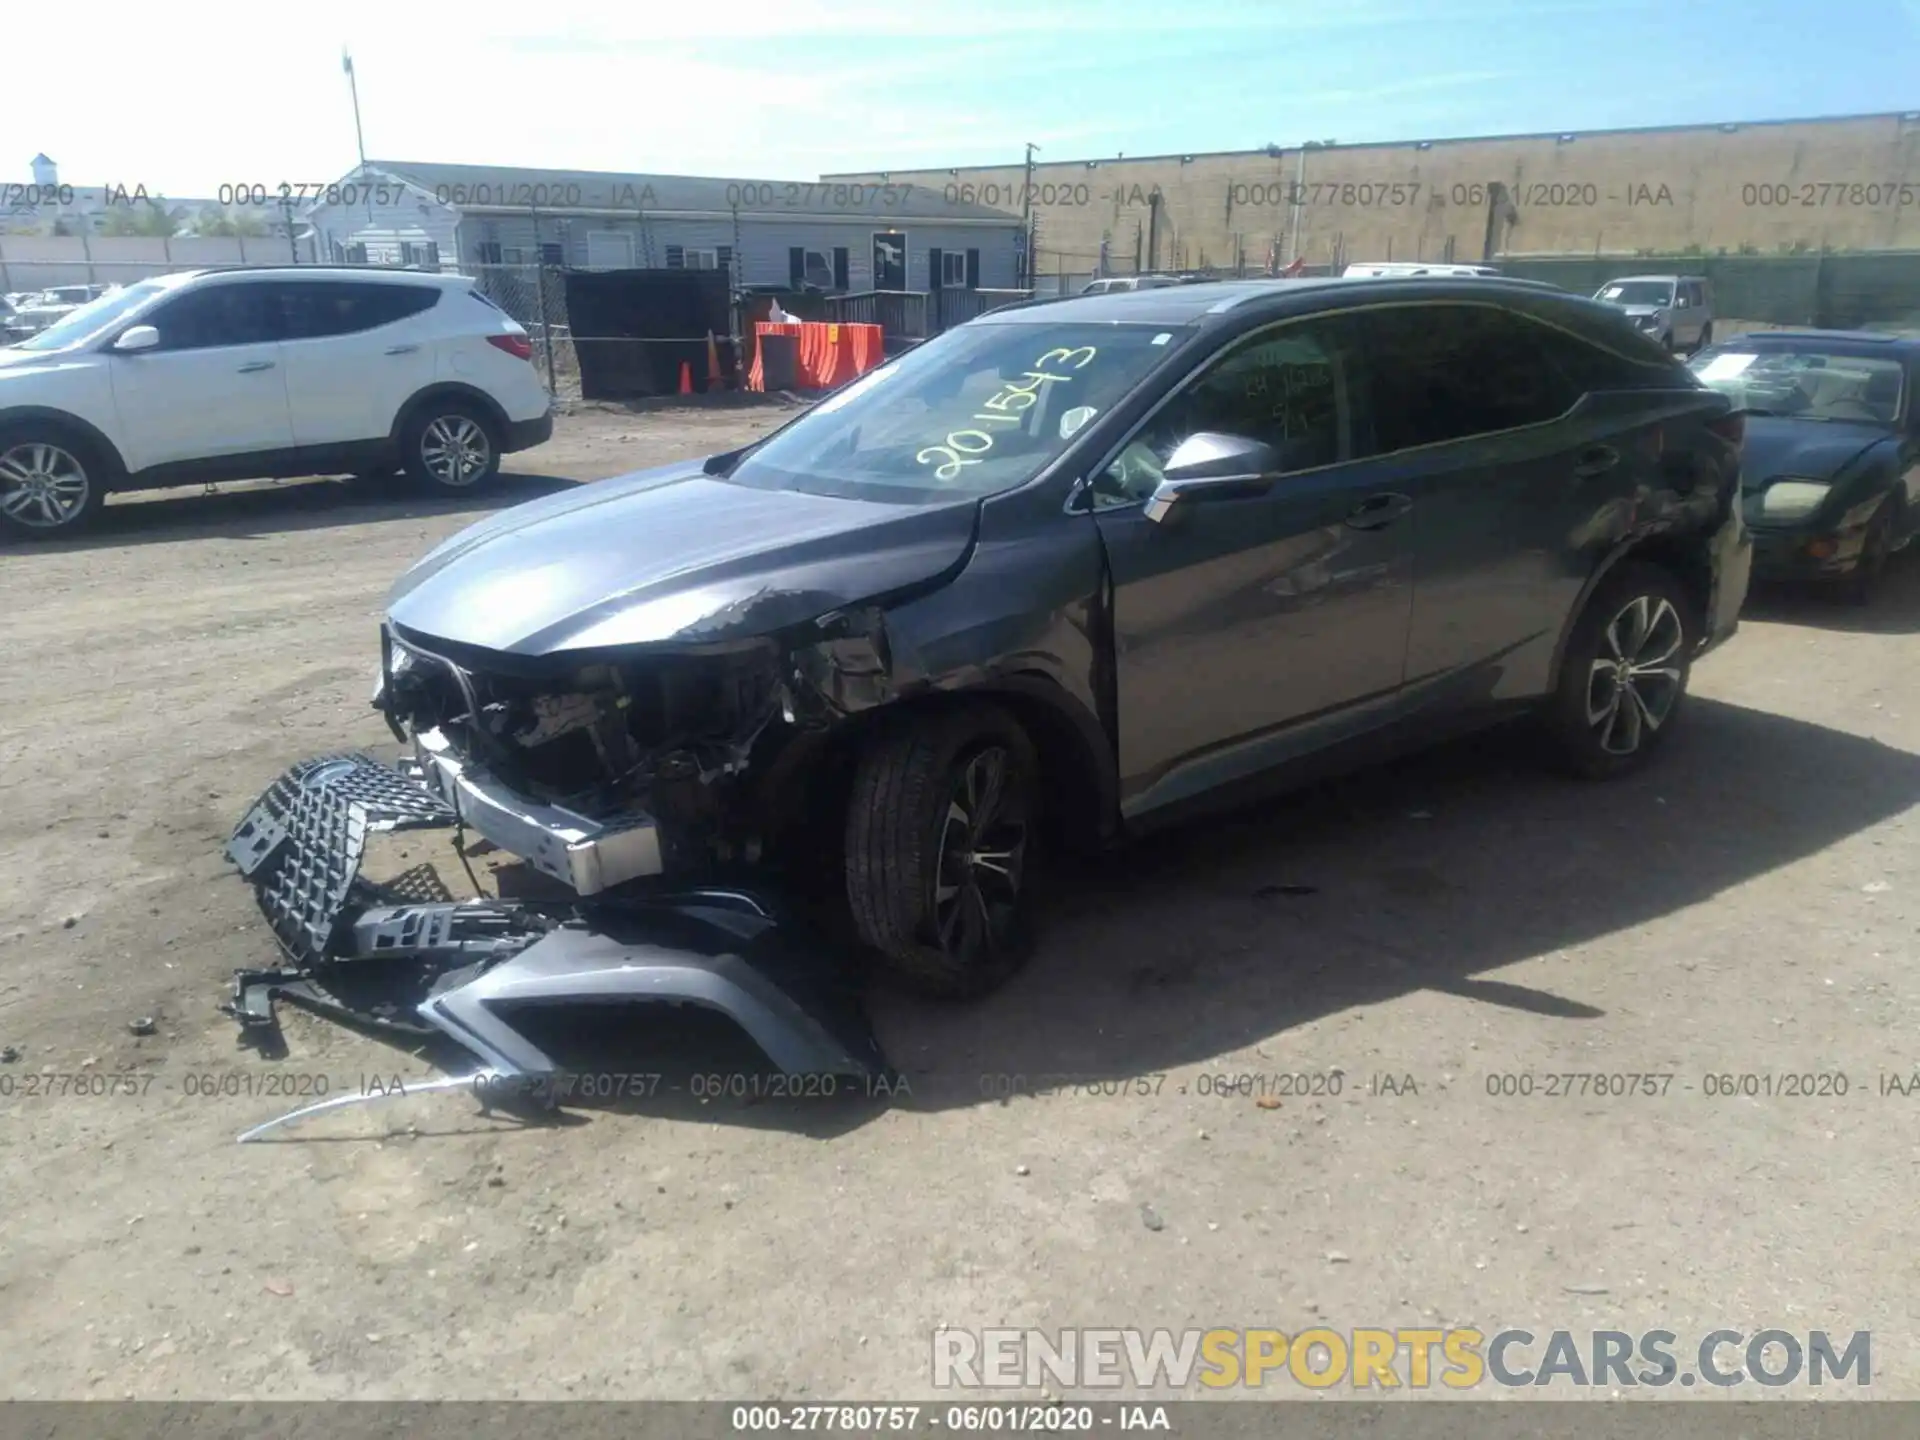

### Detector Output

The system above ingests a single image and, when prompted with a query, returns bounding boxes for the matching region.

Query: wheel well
[390,385,510,445]
[0,407,127,477]
[770,684,1117,862]
[1618,534,1712,633]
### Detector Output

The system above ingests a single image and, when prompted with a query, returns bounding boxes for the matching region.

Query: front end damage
[221,611,902,1122]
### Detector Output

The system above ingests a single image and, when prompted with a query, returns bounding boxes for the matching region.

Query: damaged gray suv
[228,277,1750,1087]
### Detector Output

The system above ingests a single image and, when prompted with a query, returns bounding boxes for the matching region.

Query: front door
[1087,312,1415,817]
[106,279,293,472]
[872,231,907,290]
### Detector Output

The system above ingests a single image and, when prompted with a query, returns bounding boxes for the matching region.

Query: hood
[0,347,87,372]
[1738,416,1891,490]
[387,458,979,657]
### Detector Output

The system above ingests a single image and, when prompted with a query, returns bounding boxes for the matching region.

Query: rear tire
[844,703,1039,999]
[0,425,109,539]
[400,401,502,492]
[1541,562,1696,780]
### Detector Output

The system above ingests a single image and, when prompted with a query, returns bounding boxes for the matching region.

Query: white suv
[0,267,554,538]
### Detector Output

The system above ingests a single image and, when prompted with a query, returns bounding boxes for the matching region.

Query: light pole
[1020,142,1039,287]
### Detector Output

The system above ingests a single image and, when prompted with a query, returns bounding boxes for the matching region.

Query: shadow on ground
[0,471,581,554]
[272,690,1920,1142]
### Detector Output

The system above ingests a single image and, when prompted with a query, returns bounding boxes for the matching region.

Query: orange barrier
[745,321,884,392]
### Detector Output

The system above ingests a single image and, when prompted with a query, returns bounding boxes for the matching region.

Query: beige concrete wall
[827,113,1920,273]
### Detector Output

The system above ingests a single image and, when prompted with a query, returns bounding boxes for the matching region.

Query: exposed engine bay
[377,611,899,889]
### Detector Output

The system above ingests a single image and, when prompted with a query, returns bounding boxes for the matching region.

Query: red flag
[1282,256,1307,277]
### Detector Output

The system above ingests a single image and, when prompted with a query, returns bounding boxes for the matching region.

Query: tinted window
[1094,317,1355,507]
[145,283,280,351]
[277,281,439,340]
[1531,311,1690,393]
[1357,304,1579,453]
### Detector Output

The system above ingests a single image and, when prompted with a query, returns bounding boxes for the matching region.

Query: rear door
[106,279,292,471]
[276,280,442,448]
[1352,301,1678,705]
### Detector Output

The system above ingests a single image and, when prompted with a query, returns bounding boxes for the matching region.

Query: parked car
[1690,329,1919,602]
[357,276,1749,1001]
[1593,275,1713,355]
[1343,262,1502,278]
[1080,275,1182,295]
[0,266,554,537]
[6,284,112,337]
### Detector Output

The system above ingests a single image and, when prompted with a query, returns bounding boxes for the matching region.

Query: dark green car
[1690,330,1920,603]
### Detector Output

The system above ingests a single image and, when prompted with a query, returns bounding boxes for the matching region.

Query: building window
[344,241,368,265]
[586,231,634,269]
[400,241,441,270]
[940,250,967,287]
[539,242,564,266]
[475,240,503,264]
[717,245,734,278]
[679,247,720,269]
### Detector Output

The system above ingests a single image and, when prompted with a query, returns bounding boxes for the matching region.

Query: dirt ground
[1,403,1916,1402]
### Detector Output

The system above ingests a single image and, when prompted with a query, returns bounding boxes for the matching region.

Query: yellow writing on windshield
[917,346,1100,482]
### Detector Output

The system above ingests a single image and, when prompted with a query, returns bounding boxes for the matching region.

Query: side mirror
[1143,431,1284,523]
[112,325,159,353]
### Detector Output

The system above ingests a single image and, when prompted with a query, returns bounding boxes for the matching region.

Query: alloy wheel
[930,745,1028,958]
[420,416,491,487]
[0,442,90,529]
[1585,594,1685,756]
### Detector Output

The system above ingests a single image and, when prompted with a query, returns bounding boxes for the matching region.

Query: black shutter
[717,245,733,281]
[832,246,849,290]
[928,246,944,290]
[965,248,980,289]
[665,245,684,269]
[789,246,805,287]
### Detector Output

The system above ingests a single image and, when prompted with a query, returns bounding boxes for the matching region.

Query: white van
[1342,262,1502,278]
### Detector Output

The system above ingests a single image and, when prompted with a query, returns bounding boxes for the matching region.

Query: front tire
[1542,562,1695,780]
[844,703,1039,999]
[1693,322,1714,355]
[401,401,502,492]
[1843,498,1897,606]
[0,428,108,539]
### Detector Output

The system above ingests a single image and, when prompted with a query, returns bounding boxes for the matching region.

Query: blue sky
[10,0,1920,194]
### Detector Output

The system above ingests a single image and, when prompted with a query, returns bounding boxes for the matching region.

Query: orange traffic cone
[678,360,694,396]
[705,332,724,392]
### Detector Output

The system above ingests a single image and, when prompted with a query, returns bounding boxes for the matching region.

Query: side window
[277,282,439,341]
[1093,317,1354,508]
[1533,311,1688,393]
[144,283,280,351]
[1356,304,1580,454]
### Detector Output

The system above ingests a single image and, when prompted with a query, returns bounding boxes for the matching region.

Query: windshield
[1596,281,1674,306]
[14,280,169,351]
[1690,347,1906,424]
[725,320,1186,502]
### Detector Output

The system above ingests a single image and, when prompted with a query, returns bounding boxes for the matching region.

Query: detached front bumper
[221,751,888,1105]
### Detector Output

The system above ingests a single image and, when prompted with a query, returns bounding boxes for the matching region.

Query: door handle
[1345,492,1412,530]
[236,360,276,373]
[1572,445,1619,478]
[385,344,420,355]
